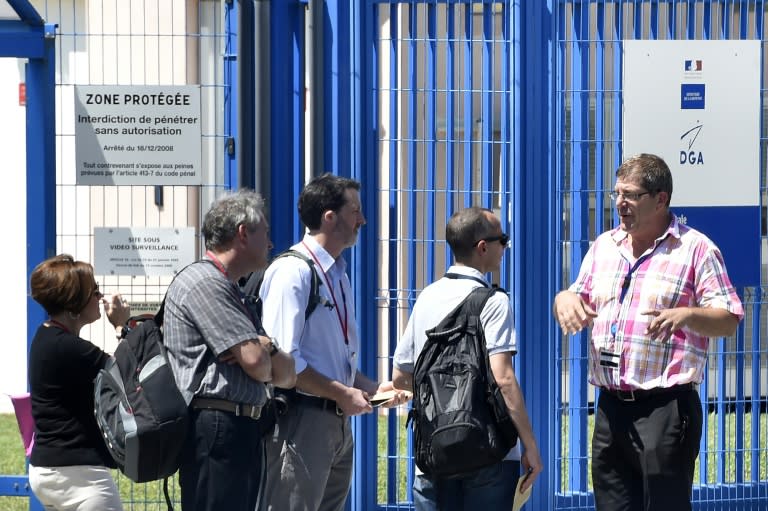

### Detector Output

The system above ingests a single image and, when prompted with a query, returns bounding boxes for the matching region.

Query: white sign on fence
[75,85,203,185]
[623,40,760,286]
[94,227,196,276]
[126,302,163,316]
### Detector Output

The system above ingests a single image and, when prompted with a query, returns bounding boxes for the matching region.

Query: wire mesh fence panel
[555,2,768,510]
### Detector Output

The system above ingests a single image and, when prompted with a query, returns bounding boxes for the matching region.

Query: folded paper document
[370,390,397,407]
[512,469,533,511]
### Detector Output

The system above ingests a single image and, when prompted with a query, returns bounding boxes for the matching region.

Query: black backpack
[94,297,205,510]
[240,248,332,320]
[407,286,519,479]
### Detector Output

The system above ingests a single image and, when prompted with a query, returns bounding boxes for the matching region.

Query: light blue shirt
[260,234,359,388]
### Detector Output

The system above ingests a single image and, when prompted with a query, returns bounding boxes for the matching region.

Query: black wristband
[116,325,130,340]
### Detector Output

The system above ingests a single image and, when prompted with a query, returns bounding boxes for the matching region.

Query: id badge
[599,348,620,368]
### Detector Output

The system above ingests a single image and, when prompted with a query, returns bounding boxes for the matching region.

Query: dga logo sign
[680,123,704,165]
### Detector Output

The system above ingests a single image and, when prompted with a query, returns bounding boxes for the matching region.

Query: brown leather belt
[191,397,262,419]
[601,383,694,402]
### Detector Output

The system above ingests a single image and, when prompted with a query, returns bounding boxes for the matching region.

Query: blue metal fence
[554,1,768,510]
[360,2,551,509]
[13,1,768,510]
[360,1,767,510]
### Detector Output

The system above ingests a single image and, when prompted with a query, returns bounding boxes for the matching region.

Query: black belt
[601,383,694,402]
[295,394,344,417]
[191,397,263,419]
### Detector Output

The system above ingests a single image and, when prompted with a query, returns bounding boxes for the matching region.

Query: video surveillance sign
[623,40,760,286]
[75,85,202,185]
[94,227,196,276]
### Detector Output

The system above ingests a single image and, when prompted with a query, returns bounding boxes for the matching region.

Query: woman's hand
[104,293,131,331]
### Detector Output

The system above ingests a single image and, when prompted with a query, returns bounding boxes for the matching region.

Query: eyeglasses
[608,191,652,202]
[474,233,510,247]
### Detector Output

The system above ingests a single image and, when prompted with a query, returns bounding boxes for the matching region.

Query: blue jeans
[413,460,521,511]
[179,408,265,511]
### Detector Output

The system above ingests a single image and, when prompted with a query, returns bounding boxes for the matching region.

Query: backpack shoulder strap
[237,248,336,321]
[278,249,332,319]
[428,284,501,334]
[462,286,503,318]
[154,259,213,326]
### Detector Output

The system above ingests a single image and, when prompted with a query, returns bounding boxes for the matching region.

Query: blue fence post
[567,0,591,494]
[224,0,238,190]
[334,0,379,508]
[25,19,57,511]
[269,0,305,251]
[514,2,556,510]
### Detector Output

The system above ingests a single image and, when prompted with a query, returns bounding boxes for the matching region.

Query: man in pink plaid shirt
[553,153,743,511]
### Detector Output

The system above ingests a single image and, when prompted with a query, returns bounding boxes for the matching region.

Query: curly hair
[202,189,266,250]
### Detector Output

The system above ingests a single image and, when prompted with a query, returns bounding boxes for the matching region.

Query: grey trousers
[263,401,354,511]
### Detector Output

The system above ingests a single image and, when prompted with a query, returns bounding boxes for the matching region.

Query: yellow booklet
[370,390,397,407]
[512,470,533,511]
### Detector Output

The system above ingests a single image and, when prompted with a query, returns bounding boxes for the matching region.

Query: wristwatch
[115,325,130,341]
[266,337,279,356]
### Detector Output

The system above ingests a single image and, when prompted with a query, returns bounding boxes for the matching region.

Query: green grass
[377,412,410,504]
[0,413,29,511]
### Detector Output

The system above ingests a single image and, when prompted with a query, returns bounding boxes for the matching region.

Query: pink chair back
[9,393,35,457]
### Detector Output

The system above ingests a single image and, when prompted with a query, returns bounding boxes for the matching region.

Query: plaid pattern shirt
[164,259,268,406]
[570,215,743,391]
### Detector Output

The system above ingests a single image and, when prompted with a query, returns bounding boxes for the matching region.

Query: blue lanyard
[617,237,666,305]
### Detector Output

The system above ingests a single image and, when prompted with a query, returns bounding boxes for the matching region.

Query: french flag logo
[685,59,702,71]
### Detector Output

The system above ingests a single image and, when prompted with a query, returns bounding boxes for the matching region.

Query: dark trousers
[592,388,702,511]
[179,408,265,511]
[412,460,521,511]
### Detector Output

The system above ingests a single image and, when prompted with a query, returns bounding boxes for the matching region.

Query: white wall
[0,58,29,412]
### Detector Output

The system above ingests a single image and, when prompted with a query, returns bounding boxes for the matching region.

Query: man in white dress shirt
[259,173,405,511]
[392,207,542,510]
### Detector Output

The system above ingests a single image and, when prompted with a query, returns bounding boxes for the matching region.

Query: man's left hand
[641,307,691,341]
[372,381,411,408]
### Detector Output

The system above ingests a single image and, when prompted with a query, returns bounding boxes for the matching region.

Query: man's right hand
[553,290,597,335]
[336,387,374,416]
[519,446,543,492]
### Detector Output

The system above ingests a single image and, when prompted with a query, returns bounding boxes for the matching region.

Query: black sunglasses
[473,233,510,247]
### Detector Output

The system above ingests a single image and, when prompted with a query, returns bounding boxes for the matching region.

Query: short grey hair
[202,190,266,251]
